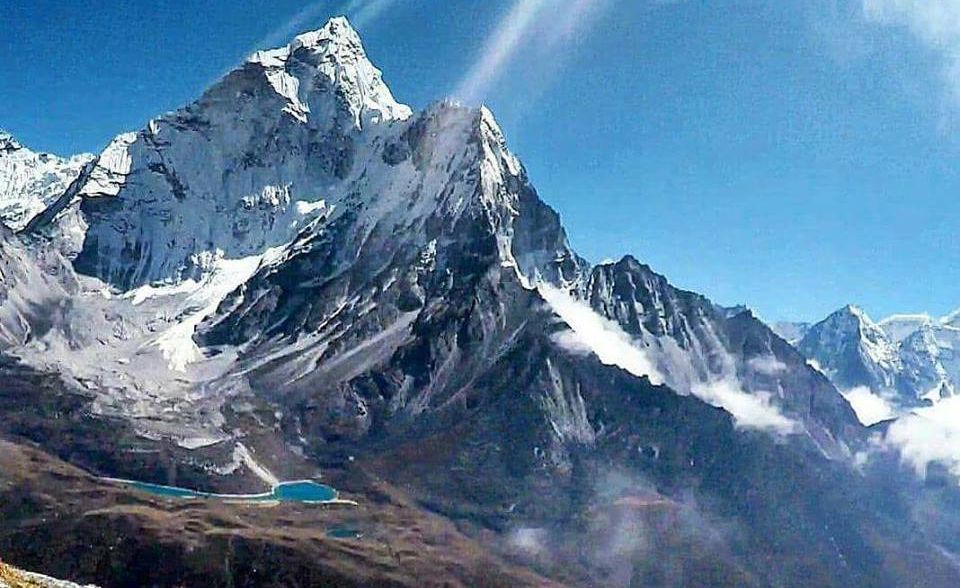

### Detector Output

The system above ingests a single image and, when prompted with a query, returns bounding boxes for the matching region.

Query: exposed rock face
[0,130,92,231]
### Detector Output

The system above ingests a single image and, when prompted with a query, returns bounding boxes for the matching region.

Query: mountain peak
[246,16,411,129]
[290,15,361,51]
[799,303,901,393]
[838,304,866,319]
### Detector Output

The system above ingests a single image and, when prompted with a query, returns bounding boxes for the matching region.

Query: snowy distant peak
[826,304,884,337]
[835,304,872,324]
[879,313,935,343]
[798,304,901,392]
[0,131,93,231]
[833,304,887,341]
[793,303,960,406]
[246,16,411,129]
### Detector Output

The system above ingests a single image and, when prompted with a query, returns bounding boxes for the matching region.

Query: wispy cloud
[880,395,960,477]
[842,385,896,426]
[540,284,798,435]
[692,378,798,434]
[251,2,333,54]
[345,0,398,28]
[540,284,664,382]
[453,0,611,105]
[454,0,550,104]
[862,0,960,103]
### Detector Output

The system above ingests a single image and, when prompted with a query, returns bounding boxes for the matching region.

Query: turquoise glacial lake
[121,479,338,503]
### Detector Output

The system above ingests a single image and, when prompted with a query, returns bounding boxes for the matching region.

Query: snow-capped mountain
[793,305,960,407]
[5,16,960,588]
[798,305,902,394]
[30,17,414,286]
[0,14,862,474]
[0,130,91,231]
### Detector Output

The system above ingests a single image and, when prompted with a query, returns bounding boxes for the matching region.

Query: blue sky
[2,0,959,322]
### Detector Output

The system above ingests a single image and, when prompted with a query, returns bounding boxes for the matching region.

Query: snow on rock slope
[0,131,92,231]
[0,225,77,350]
[28,16,410,289]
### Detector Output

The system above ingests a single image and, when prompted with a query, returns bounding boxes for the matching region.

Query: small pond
[325,526,363,540]
[116,479,339,503]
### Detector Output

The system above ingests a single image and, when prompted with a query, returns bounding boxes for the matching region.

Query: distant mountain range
[773,306,960,422]
[2,17,960,588]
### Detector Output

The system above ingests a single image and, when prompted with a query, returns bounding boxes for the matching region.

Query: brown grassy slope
[0,439,564,588]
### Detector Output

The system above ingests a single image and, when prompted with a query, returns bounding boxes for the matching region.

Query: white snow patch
[234,442,280,486]
[152,247,281,371]
[177,435,226,450]
[294,198,326,215]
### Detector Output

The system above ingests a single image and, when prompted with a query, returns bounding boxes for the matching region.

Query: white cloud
[842,386,897,426]
[881,395,960,477]
[539,284,663,383]
[862,0,960,103]
[692,378,799,435]
[540,284,798,435]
